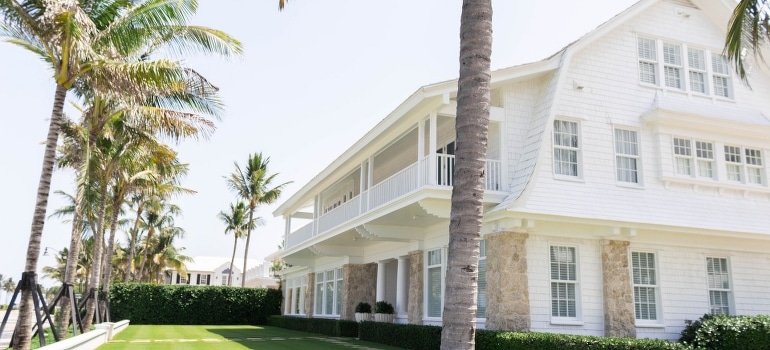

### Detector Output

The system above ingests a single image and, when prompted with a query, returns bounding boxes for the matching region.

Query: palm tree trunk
[83,182,109,330]
[101,195,122,302]
[242,211,254,287]
[228,235,238,286]
[136,226,154,282]
[125,205,143,282]
[440,1,492,349]
[14,83,67,350]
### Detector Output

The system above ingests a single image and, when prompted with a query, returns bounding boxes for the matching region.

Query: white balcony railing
[285,156,503,249]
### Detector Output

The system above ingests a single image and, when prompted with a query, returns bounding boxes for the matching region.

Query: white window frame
[672,137,715,179]
[477,240,487,319]
[199,274,208,285]
[636,36,734,99]
[744,148,764,185]
[614,128,642,185]
[425,248,445,318]
[553,119,581,178]
[550,245,581,323]
[221,275,228,286]
[631,251,661,324]
[314,267,343,316]
[180,274,188,284]
[706,257,732,315]
[723,145,765,185]
[662,42,684,90]
[287,276,307,315]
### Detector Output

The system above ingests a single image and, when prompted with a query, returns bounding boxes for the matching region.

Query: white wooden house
[166,256,277,288]
[273,0,770,340]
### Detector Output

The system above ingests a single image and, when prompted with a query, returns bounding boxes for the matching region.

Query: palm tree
[439,1,493,349]
[3,278,15,304]
[225,153,290,287]
[725,0,769,83]
[218,201,250,286]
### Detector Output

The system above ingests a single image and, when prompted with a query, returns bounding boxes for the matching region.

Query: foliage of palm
[3,0,241,345]
[439,1,493,349]
[218,201,250,286]
[3,278,15,304]
[225,153,290,287]
[725,0,769,83]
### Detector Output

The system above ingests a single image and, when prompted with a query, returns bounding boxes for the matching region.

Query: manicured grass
[99,325,405,350]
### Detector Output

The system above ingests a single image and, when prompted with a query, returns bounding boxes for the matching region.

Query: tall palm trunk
[125,205,143,282]
[83,182,108,330]
[228,235,238,286]
[242,210,254,287]
[101,193,122,302]
[136,225,155,282]
[58,180,87,339]
[440,1,492,349]
[14,83,67,350]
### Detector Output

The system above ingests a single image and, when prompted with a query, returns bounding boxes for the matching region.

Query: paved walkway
[0,309,18,349]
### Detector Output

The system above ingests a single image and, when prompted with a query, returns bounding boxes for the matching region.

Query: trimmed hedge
[688,314,770,350]
[110,283,281,325]
[476,330,690,350]
[358,321,442,350]
[267,315,358,337]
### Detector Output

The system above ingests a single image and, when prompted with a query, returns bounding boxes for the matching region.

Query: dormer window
[637,37,733,99]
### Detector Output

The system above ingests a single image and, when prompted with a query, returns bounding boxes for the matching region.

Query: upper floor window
[706,257,731,315]
[673,138,715,179]
[724,145,764,185]
[553,120,580,177]
[615,128,641,184]
[637,37,733,98]
[550,245,579,319]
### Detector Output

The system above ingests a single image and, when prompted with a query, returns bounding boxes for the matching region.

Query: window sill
[616,182,645,189]
[550,319,584,326]
[637,83,735,102]
[554,175,585,183]
[635,322,666,328]
[661,176,770,195]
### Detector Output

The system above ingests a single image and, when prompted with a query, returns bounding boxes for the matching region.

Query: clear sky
[0,0,639,289]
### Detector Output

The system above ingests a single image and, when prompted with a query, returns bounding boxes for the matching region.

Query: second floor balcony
[281,111,507,251]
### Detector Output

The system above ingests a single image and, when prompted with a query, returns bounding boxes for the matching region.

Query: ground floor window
[426,248,444,317]
[287,276,307,315]
[550,245,579,319]
[631,251,659,321]
[706,257,731,315]
[315,268,343,316]
[477,240,487,318]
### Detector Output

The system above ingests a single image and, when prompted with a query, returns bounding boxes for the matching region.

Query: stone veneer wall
[486,232,530,331]
[601,240,636,338]
[407,250,423,324]
[304,272,314,317]
[340,263,377,321]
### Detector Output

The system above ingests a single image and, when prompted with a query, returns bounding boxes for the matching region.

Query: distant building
[166,256,278,288]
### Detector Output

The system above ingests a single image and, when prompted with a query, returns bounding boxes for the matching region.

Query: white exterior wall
[519,0,770,235]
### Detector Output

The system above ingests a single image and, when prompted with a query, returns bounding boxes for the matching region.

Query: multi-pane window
[638,38,657,84]
[315,268,343,316]
[712,54,731,98]
[221,275,228,286]
[663,42,683,89]
[615,129,641,183]
[477,240,487,318]
[553,120,580,177]
[706,257,731,315]
[724,145,743,181]
[427,249,444,317]
[199,274,208,285]
[688,48,708,93]
[632,252,658,321]
[672,138,715,179]
[180,274,188,284]
[745,148,763,184]
[286,276,307,315]
[550,246,578,319]
[637,38,732,99]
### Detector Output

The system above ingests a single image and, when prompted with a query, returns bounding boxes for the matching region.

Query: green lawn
[99,325,405,350]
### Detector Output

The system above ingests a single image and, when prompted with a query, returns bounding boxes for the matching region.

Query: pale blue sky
[0,0,638,288]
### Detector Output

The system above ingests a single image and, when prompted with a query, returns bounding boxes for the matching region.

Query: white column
[284,283,291,314]
[428,112,438,185]
[417,119,425,185]
[284,215,290,249]
[396,255,409,315]
[376,260,387,302]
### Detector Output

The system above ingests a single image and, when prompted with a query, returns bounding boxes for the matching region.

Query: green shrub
[268,315,358,337]
[374,301,394,314]
[679,313,719,344]
[475,330,690,350]
[359,321,442,350]
[355,302,372,313]
[690,314,770,350]
[109,283,281,325]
